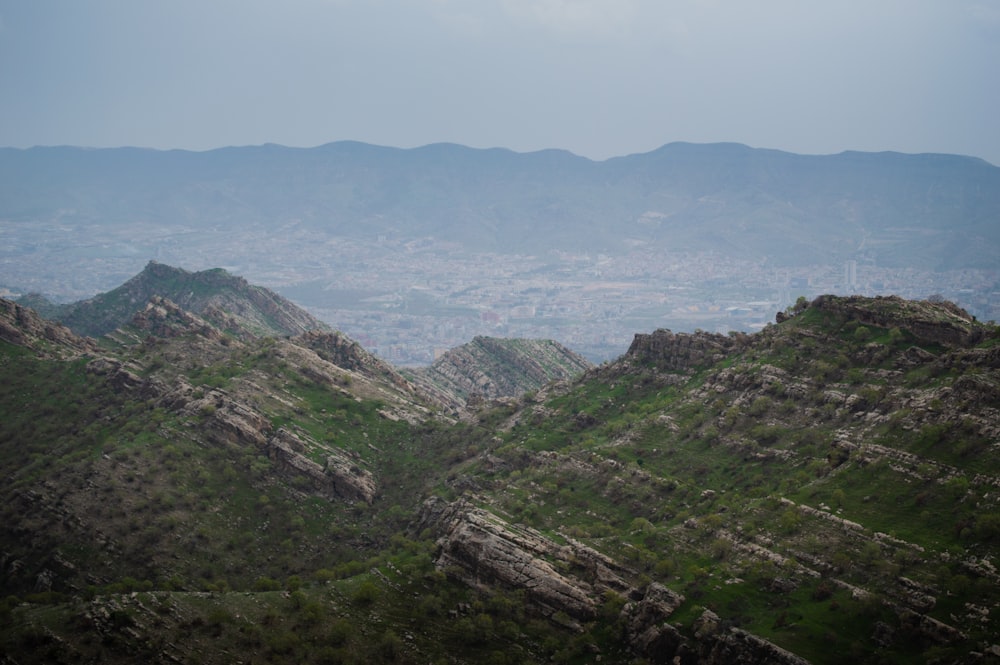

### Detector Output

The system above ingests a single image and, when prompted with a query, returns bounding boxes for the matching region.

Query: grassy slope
[2,298,999,664]
[445,303,1000,663]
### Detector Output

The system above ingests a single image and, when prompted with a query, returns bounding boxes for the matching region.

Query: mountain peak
[46,262,330,340]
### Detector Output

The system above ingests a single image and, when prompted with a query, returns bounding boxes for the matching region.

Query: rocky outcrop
[128,296,226,341]
[268,428,377,504]
[809,294,987,347]
[422,497,815,663]
[0,297,97,357]
[186,390,378,503]
[622,583,687,661]
[296,329,416,395]
[86,344,379,504]
[624,600,811,665]
[626,329,744,373]
[418,497,630,622]
[698,625,811,665]
[86,357,166,399]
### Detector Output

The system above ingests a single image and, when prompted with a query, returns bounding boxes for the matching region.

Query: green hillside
[38,261,332,339]
[1,285,998,664]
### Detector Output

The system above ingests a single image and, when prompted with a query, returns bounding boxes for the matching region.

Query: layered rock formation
[85,337,381,504]
[268,428,377,504]
[625,328,745,373]
[407,336,592,411]
[421,497,820,663]
[296,329,416,396]
[0,297,97,357]
[418,497,631,622]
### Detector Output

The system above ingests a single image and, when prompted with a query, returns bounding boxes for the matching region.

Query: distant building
[510,305,536,318]
[845,260,858,291]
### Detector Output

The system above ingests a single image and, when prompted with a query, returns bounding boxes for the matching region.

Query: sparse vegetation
[1,287,997,664]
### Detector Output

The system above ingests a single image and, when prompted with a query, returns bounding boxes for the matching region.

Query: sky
[1,0,998,164]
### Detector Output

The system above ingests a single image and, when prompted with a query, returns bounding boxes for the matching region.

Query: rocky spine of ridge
[0,297,97,357]
[407,336,593,412]
[296,329,419,398]
[623,328,748,375]
[85,355,379,504]
[126,296,227,341]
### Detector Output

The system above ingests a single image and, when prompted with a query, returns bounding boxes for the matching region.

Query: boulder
[418,497,631,622]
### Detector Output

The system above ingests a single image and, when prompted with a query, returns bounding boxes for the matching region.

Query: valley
[1,140,999,663]
[3,223,996,364]
[2,141,998,364]
[1,265,998,664]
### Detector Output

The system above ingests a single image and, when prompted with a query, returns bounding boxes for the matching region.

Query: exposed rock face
[296,329,416,395]
[418,497,630,622]
[421,497,816,663]
[622,583,687,661]
[0,297,97,357]
[407,336,592,411]
[86,357,165,399]
[129,296,226,341]
[184,390,378,504]
[268,428,377,504]
[699,626,811,665]
[86,338,380,504]
[626,328,744,373]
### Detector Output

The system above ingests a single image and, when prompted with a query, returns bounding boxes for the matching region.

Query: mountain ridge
[3,141,997,268]
[38,261,332,339]
[405,336,593,412]
[1,268,999,662]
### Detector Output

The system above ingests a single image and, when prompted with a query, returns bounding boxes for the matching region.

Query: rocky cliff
[624,328,746,374]
[0,297,97,357]
[296,329,419,400]
[418,497,632,622]
[420,497,818,663]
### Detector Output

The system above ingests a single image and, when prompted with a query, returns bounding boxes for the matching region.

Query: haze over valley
[3,141,997,363]
[5,2,1000,662]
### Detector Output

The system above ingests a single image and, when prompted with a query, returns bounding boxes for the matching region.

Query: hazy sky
[1,0,998,163]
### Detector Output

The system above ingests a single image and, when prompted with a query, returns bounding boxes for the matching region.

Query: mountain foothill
[1,259,999,664]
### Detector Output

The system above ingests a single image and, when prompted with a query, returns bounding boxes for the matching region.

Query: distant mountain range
[3,141,998,269]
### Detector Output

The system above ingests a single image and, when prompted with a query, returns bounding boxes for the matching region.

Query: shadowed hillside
[1,267,998,664]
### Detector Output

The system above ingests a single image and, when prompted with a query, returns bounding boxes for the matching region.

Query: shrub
[352,580,379,606]
[253,576,280,591]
